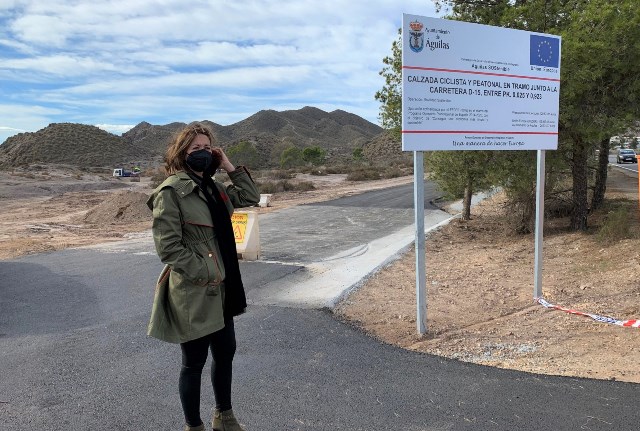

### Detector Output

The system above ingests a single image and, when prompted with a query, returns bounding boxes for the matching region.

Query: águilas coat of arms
[408,20,424,53]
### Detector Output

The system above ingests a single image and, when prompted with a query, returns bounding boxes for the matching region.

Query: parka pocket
[182,235,224,286]
[206,284,220,296]
[156,264,171,291]
[203,248,224,286]
[203,250,223,296]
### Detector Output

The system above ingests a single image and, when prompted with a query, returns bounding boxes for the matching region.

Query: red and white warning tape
[536,297,640,328]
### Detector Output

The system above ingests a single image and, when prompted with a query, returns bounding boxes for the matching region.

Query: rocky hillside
[0,123,147,168]
[362,131,411,164]
[0,107,386,169]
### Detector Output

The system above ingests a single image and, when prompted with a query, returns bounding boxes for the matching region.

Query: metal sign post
[414,151,427,334]
[533,150,546,298]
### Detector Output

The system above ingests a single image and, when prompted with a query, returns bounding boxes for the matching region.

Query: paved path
[1,181,638,430]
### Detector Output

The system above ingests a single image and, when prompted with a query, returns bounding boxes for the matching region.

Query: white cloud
[10,13,70,46]
[4,54,123,76]
[0,103,61,123]
[0,36,35,53]
[95,123,135,135]
[36,65,316,98]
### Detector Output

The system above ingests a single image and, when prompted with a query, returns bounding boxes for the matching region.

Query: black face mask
[186,149,213,173]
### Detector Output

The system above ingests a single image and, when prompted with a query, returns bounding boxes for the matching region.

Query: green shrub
[595,202,636,243]
[269,169,294,179]
[347,168,381,181]
[325,165,353,174]
[294,180,316,191]
[381,167,403,179]
[302,146,327,166]
[256,179,315,193]
[226,141,260,168]
[255,180,278,194]
[352,147,364,162]
[280,147,304,168]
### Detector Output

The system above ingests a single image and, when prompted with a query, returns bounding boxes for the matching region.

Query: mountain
[227,107,382,148]
[120,106,383,156]
[0,107,384,169]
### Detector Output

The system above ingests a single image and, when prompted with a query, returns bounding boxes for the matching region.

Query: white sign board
[402,14,561,151]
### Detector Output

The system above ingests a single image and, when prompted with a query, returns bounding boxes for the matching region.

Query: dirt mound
[83,191,152,224]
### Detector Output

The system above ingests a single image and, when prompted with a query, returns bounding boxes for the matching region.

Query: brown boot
[212,408,245,431]
[183,423,205,431]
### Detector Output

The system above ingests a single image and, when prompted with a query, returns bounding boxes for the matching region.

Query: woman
[146,122,260,431]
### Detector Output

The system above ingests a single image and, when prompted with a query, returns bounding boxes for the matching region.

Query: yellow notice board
[231,213,248,244]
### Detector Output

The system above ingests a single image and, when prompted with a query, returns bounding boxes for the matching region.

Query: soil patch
[82,191,152,224]
[0,167,155,259]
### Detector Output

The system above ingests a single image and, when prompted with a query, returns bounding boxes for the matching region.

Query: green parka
[146,167,260,343]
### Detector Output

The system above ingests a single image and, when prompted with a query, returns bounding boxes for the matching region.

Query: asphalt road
[1,180,638,430]
[609,154,639,173]
[259,180,441,263]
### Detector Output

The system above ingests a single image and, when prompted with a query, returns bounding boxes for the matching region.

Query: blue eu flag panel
[530,35,560,68]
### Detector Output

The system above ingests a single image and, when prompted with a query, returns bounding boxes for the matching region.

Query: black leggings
[179,320,236,427]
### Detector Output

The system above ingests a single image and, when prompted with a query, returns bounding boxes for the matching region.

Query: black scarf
[189,173,247,319]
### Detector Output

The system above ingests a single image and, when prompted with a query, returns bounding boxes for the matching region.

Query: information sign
[402,14,561,151]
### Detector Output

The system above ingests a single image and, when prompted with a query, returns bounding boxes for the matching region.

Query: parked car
[616,149,638,164]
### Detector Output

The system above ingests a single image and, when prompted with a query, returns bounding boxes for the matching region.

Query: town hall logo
[408,20,424,53]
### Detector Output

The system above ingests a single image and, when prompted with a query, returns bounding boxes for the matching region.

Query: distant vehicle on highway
[616,149,637,164]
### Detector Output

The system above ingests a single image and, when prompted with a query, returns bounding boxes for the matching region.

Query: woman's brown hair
[164,122,215,175]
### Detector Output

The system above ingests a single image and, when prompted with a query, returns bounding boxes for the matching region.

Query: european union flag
[530,35,559,68]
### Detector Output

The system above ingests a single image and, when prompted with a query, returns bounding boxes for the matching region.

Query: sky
[0,0,440,144]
